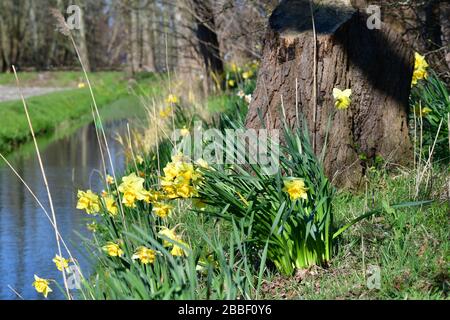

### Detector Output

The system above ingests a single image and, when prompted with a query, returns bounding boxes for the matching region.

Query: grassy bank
[28,61,448,300]
[0,71,156,154]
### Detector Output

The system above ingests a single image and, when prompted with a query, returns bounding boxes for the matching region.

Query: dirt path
[0,85,66,102]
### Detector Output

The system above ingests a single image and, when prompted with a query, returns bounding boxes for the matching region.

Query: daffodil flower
[282,178,308,201]
[103,195,118,216]
[413,106,432,117]
[52,255,70,271]
[152,202,173,218]
[118,173,148,208]
[76,190,101,215]
[106,174,114,185]
[102,242,124,257]
[32,275,52,298]
[132,246,156,264]
[333,88,352,110]
[136,155,144,165]
[412,52,429,86]
[166,94,179,104]
[180,127,190,137]
[242,70,253,79]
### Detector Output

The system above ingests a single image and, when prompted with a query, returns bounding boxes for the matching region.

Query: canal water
[0,100,141,299]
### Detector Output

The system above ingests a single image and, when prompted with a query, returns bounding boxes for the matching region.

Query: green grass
[0,71,158,154]
[259,169,449,299]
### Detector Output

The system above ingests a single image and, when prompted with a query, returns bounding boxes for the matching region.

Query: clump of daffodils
[158,226,190,257]
[76,190,100,215]
[32,275,52,298]
[282,178,308,201]
[333,88,352,110]
[161,154,203,199]
[412,52,429,86]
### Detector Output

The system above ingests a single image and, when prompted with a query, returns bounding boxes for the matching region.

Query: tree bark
[440,1,450,70]
[141,3,156,72]
[245,0,414,188]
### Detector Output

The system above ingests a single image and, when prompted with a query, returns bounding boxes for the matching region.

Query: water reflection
[0,120,127,299]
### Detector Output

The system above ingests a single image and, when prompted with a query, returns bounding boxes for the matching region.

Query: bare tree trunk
[29,0,39,66]
[75,0,91,72]
[130,6,140,73]
[245,0,414,188]
[141,3,155,72]
[190,0,224,94]
[0,10,7,72]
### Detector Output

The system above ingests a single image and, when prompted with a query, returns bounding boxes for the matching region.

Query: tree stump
[245,0,414,188]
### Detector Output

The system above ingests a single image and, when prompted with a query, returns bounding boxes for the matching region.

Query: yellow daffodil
[333,88,352,110]
[32,275,52,298]
[242,70,253,79]
[412,52,429,86]
[157,226,189,256]
[228,79,235,87]
[282,178,308,201]
[171,241,189,257]
[180,127,190,137]
[76,190,100,215]
[136,155,144,165]
[102,242,124,257]
[142,190,165,204]
[118,173,147,208]
[103,195,118,216]
[86,221,97,232]
[152,202,173,218]
[158,226,179,247]
[231,63,238,72]
[166,94,179,104]
[106,174,114,185]
[52,255,70,272]
[159,106,172,118]
[132,246,156,264]
[414,106,433,117]
[77,82,85,89]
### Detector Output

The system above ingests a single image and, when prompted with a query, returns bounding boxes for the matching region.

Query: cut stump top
[269,0,356,36]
